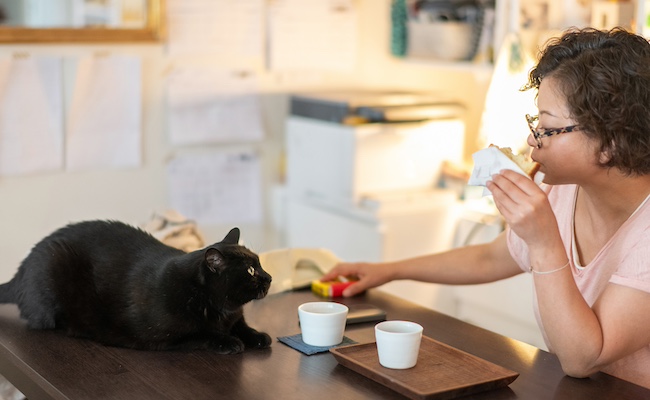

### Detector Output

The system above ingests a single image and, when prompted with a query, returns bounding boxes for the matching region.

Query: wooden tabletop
[0,289,648,399]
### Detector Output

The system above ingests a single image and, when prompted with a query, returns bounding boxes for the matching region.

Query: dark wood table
[0,289,648,399]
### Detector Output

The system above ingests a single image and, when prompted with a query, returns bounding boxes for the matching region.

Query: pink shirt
[507,183,650,388]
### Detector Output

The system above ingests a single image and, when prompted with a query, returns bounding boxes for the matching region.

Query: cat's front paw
[211,336,245,354]
[245,331,272,349]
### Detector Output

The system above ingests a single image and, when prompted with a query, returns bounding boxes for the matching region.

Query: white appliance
[286,189,462,263]
[286,116,465,208]
[285,92,466,264]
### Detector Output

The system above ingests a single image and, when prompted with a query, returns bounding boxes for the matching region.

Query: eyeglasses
[525,114,581,149]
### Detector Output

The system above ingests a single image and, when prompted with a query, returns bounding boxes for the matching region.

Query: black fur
[0,220,272,353]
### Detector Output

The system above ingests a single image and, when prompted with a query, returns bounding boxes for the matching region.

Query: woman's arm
[537,271,650,376]
[321,231,523,297]
[488,170,650,376]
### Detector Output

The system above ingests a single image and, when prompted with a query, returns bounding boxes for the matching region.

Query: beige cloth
[141,210,205,252]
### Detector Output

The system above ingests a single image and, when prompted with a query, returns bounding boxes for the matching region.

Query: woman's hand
[487,170,559,246]
[320,261,395,297]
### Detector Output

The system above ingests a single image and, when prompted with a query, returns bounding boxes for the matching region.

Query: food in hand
[489,144,540,178]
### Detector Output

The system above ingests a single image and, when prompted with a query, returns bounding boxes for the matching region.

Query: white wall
[0,0,492,283]
[0,44,163,281]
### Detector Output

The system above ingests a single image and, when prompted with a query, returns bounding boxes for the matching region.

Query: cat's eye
[247,266,255,276]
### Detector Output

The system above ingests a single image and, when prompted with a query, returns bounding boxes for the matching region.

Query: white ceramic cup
[298,302,349,346]
[375,320,423,369]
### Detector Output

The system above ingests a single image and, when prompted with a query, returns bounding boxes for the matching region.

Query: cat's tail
[0,279,17,304]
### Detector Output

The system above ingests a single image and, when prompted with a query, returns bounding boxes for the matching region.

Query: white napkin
[468,147,544,196]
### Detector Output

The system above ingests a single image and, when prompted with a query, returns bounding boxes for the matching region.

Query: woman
[321,28,650,388]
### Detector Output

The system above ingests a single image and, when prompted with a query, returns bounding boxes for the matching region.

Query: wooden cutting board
[330,336,519,400]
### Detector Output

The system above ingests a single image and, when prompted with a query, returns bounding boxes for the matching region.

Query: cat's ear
[222,227,240,244]
[205,248,227,274]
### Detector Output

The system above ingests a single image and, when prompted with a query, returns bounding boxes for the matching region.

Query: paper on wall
[267,0,357,71]
[166,67,263,145]
[166,150,263,225]
[0,55,64,176]
[66,54,142,171]
[166,0,264,65]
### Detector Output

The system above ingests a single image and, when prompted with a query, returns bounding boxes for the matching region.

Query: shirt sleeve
[610,226,650,294]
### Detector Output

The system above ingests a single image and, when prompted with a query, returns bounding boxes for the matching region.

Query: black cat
[0,220,273,353]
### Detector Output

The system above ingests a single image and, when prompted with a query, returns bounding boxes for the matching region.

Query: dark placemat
[278,334,357,355]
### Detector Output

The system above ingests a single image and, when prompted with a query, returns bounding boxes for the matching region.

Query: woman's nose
[526,133,537,148]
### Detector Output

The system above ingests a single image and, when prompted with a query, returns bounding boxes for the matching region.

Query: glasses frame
[526,114,581,148]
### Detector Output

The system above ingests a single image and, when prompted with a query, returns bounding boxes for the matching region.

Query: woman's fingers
[321,263,360,282]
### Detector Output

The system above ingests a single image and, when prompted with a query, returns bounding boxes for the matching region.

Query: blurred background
[0,0,644,351]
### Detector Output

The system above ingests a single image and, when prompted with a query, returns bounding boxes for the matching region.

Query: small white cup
[375,320,423,369]
[298,302,349,346]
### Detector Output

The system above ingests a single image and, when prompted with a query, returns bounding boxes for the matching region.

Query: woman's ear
[598,150,611,164]
[598,141,615,164]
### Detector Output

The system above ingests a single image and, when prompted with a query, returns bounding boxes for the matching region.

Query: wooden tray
[330,336,519,400]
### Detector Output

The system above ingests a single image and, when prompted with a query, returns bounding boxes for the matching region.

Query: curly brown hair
[526,27,650,175]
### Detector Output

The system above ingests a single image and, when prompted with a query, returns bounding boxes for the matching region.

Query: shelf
[401,57,494,80]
